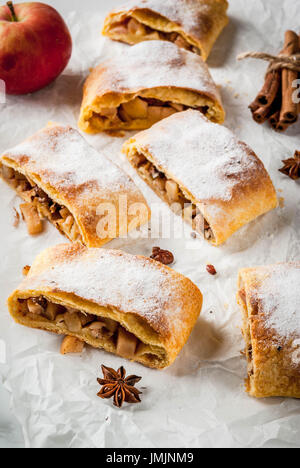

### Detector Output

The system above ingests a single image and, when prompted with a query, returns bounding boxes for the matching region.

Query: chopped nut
[150,247,174,265]
[20,203,43,235]
[206,264,217,276]
[22,265,31,276]
[116,327,138,359]
[60,336,85,355]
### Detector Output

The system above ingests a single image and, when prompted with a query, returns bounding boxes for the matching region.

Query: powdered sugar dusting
[133,110,262,202]
[2,125,136,195]
[117,0,224,39]
[97,41,220,100]
[25,248,193,336]
[256,263,300,343]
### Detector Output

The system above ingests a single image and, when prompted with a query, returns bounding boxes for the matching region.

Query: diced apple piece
[132,153,147,168]
[122,98,148,119]
[2,165,15,180]
[184,204,197,222]
[59,207,69,219]
[118,106,132,122]
[174,35,190,50]
[27,299,44,315]
[116,327,138,359]
[64,312,82,333]
[111,24,128,36]
[70,223,81,241]
[101,107,118,119]
[171,103,185,112]
[127,18,146,36]
[152,177,166,193]
[44,302,60,321]
[20,203,43,235]
[60,336,85,355]
[148,106,176,122]
[88,322,105,339]
[166,180,179,202]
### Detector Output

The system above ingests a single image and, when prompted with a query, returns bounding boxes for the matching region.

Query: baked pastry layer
[238,263,300,399]
[123,110,278,246]
[78,41,225,133]
[102,0,229,61]
[0,124,150,247]
[8,243,203,369]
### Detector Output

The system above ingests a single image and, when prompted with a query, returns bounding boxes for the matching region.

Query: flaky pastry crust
[8,243,203,369]
[238,263,300,399]
[102,0,229,61]
[0,124,150,247]
[123,110,278,246]
[78,41,225,133]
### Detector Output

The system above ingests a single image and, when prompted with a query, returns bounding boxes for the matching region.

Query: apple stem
[7,1,18,22]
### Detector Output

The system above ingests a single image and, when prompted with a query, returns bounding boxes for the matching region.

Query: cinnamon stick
[269,111,280,130]
[250,31,298,126]
[279,30,299,125]
[256,70,281,107]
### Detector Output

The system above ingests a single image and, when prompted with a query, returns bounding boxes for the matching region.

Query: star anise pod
[97,365,142,408]
[279,151,300,180]
[150,247,174,265]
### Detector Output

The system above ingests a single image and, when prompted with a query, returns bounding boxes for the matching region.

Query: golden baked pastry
[102,0,229,61]
[78,40,225,133]
[8,243,203,369]
[123,110,278,246]
[0,124,150,247]
[238,263,300,399]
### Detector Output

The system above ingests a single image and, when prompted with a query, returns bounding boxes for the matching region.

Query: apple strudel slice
[102,0,229,61]
[8,243,203,369]
[123,110,278,246]
[238,263,300,399]
[0,124,150,247]
[78,41,225,134]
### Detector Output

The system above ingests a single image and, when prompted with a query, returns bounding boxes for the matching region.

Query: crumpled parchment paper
[0,0,299,449]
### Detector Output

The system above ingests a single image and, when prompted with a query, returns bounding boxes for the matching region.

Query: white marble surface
[0,0,300,449]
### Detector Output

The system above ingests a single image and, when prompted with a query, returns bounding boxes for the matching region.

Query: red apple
[0,1,72,94]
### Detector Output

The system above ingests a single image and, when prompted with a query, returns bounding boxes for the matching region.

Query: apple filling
[17,296,165,365]
[92,95,213,130]
[130,152,214,241]
[110,17,200,55]
[0,163,83,243]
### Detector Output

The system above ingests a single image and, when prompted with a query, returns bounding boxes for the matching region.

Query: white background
[0,0,300,448]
